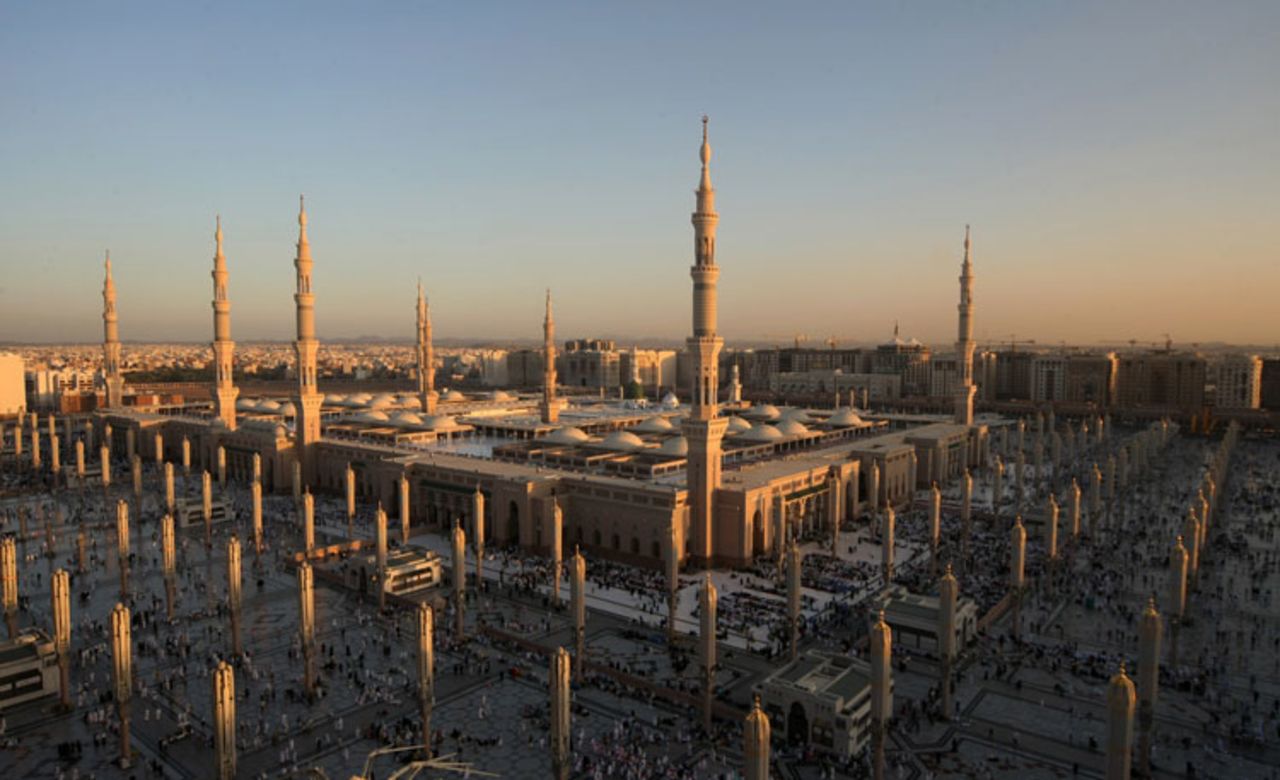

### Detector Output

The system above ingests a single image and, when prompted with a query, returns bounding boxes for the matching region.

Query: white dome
[442,390,466,402]
[399,397,423,410]
[776,419,810,437]
[661,392,680,409]
[236,399,255,411]
[392,411,423,427]
[356,410,390,424]
[741,423,784,443]
[324,394,346,405]
[421,414,457,430]
[745,404,781,421]
[598,430,645,451]
[725,416,752,434]
[658,436,688,456]
[489,390,514,402]
[279,402,297,417]
[633,416,674,433]
[350,393,374,404]
[369,394,396,409]
[827,409,864,427]
[257,400,282,412]
[781,407,813,423]
[544,426,590,446]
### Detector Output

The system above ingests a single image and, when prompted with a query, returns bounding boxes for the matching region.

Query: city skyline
[2,2,1277,345]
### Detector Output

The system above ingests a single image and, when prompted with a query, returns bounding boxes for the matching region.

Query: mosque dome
[356,410,390,424]
[827,409,865,427]
[780,408,813,424]
[442,390,466,402]
[369,394,396,409]
[599,431,645,451]
[279,402,297,417]
[236,399,256,411]
[745,404,781,421]
[257,400,282,413]
[661,392,680,409]
[399,397,423,410]
[392,412,423,427]
[658,436,689,457]
[741,423,784,443]
[633,416,675,434]
[776,419,810,437]
[489,390,514,402]
[544,426,590,446]
[421,414,456,430]
[324,394,346,405]
[350,393,374,404]
[725,416,753,434]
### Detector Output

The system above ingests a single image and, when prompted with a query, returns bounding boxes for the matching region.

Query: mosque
[94,120,989,570]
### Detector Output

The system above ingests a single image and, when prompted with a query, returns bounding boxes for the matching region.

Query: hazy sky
[1,2,1276,347]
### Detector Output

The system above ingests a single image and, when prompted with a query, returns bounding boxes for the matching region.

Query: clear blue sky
[2,1,1277,347]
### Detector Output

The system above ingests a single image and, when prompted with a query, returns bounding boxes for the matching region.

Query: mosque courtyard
[1,422,1278,779]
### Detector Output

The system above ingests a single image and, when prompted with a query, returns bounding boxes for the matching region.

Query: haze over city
[2,1,1278,345]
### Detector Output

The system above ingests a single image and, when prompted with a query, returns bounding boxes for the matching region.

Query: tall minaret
[540,289,559,423]
[292,197,323,478]
[954,225,976,426]
[211,216,238,430]
[683,116,729,565]
[102,251,124,408]
[416,281,437,415]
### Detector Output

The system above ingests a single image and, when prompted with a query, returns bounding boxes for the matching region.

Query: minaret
[416,282,437,415]
[211,216,238,430]
[1107,663,1136,780]
[954,226,976,426]
[540,290,559,424]
[292,196,323,480]
[375,506,387,610]
[683,117,729,565]
[102,252,124,408]
[743,695,771,780]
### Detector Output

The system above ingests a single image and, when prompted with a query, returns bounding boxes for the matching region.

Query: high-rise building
[1063,353,1117,406]
[1115,351,1206,411]
[1212,354,1261,409]
[1261,358,1280,411]
[0,354,25,416]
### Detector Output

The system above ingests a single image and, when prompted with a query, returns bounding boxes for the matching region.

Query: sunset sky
[1,1,1276,346]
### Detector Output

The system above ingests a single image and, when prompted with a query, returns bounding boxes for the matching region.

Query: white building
[0,354,26,417]
[1213,354,1262,409]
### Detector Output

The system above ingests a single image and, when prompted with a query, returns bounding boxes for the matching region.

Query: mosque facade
[95,122,988,570]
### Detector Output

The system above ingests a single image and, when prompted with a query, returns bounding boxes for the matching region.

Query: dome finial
[298,194,307,228]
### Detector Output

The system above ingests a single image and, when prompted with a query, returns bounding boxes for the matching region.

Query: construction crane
[1006,335,1035,353]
